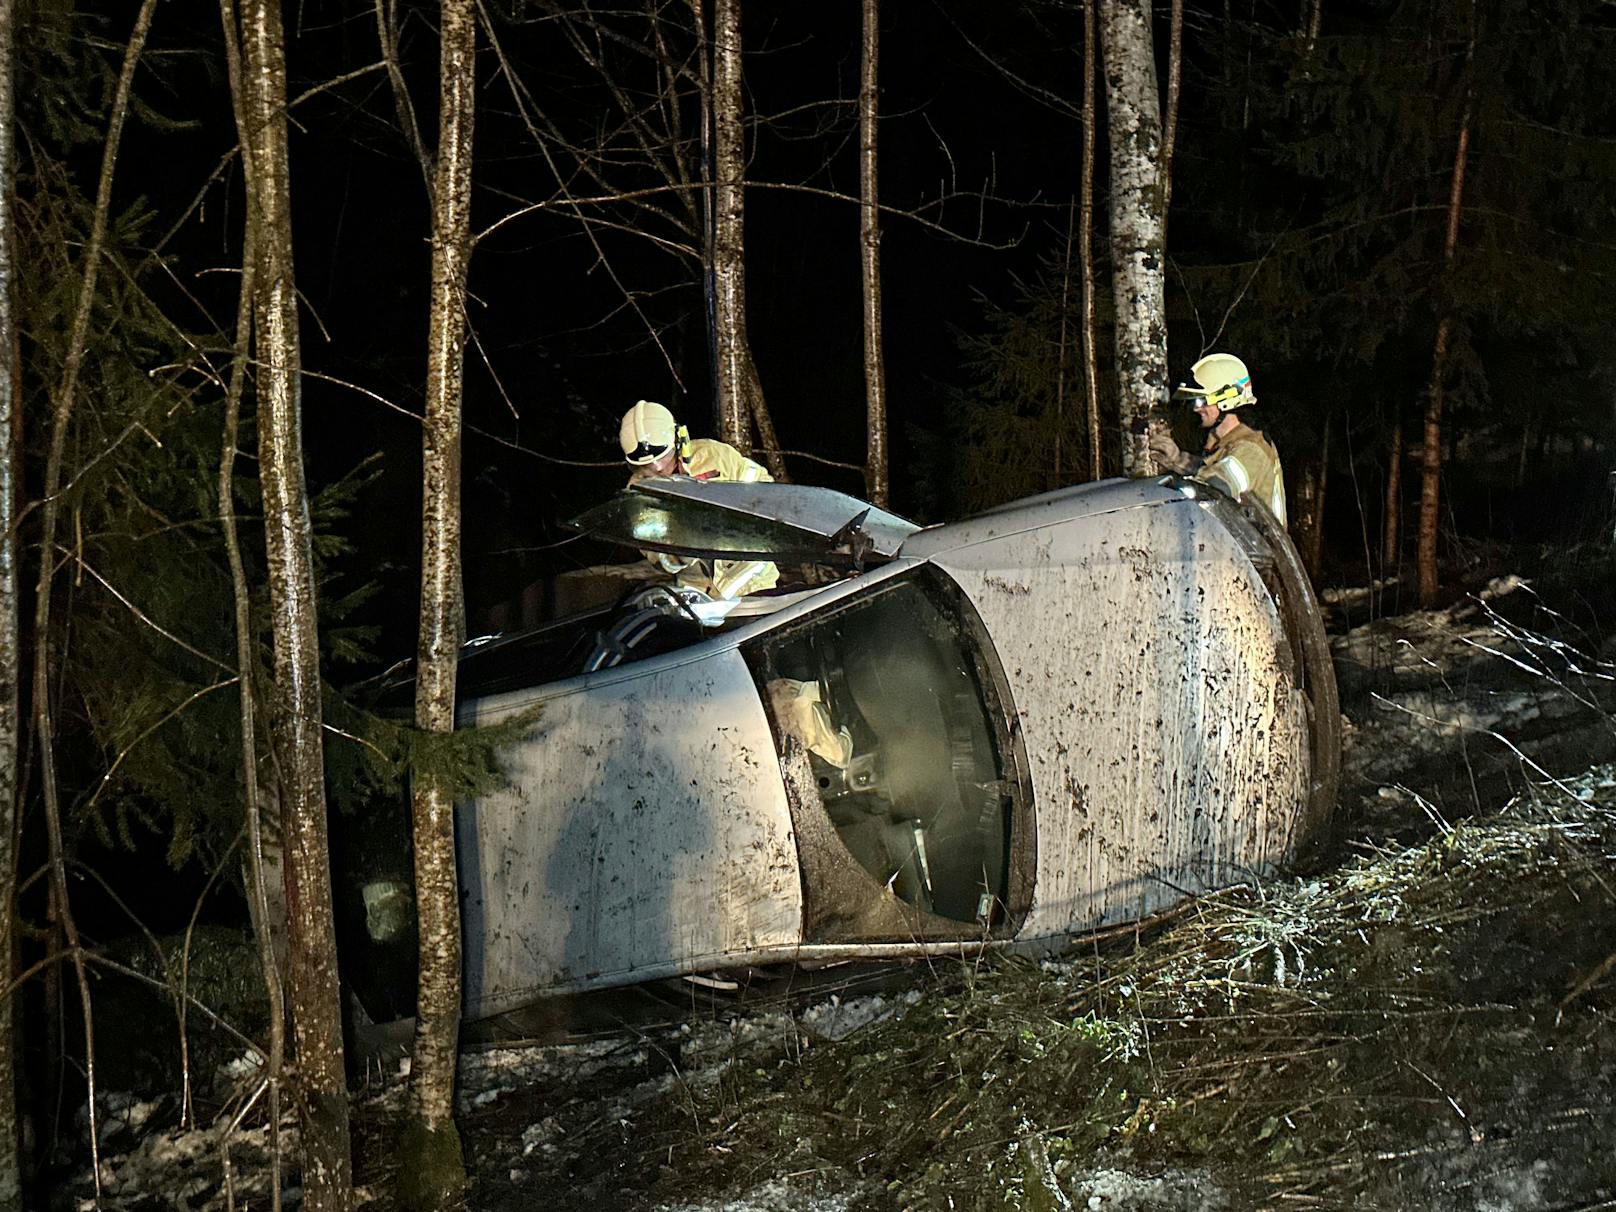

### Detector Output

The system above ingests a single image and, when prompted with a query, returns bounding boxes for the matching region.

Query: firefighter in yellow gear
[618,400,781,598]
[1148,353,1288,527]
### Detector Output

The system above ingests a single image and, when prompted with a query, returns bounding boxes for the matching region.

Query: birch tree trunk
[703,0,786,476]
[237,0,353,1204]
[216,8,285,1203]
[711,0,749,449]
[1098,0,1169,476]
[1417,34,1475,608]
[859,0,888,507]
[743,348,787,479]
[399,0,475,1205]
[0,0,18,1197]
[688,0,720,422]
[218,254,288,1212]
[1159,0,1184,241]
[1080,0,1102,481]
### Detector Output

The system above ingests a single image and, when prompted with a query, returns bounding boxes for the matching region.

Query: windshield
[567,479,921,565]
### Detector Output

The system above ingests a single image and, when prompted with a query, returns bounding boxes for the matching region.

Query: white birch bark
[1160,0,1184,237]
[689,0,719,425]
[860,0,888,507]
[712,0,749,449]
[237,0,353,1204]
[1098,0,1169,476]
[1417,111,1471,608]
[0,0,18,1198]
[216,8,285,1203]
[1418,14,1476,609]
[400,0,475,1204]
[1081,0,1102,481]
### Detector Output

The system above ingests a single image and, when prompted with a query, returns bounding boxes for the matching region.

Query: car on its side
[339,475,1339,1026]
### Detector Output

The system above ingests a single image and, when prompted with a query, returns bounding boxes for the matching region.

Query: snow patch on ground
[796,990,921,1041]
[1330,575,1613,795]
[653,1178,865,1212]
[1063,1165,1227,1210]
[458,1034,651,1111]
[73,1111,306,1212]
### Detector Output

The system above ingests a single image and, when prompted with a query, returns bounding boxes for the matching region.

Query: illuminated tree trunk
[399,0,475,1205]
[237,0,353,1203]
[702,0,786,476]
[1098,0,1168,476]
[1080,0,1101,481]
[711,0,749,450]
[859,0,888,506]
[0,0,18,1198]
[216,5,285,1202]
[1159,0,1183,239]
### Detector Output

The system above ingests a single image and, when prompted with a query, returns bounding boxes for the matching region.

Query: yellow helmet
[1177,352,1257,411]
[619,400,679,465]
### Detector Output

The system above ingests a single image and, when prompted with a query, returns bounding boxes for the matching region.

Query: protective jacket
[1196,424,1287,527]
[628,438,781,598]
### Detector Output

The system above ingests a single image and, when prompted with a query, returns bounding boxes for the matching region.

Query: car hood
[567,478,921,566]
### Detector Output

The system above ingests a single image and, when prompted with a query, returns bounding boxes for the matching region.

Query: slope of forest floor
[449,768,1616,1212]
[57,562,1616,1211]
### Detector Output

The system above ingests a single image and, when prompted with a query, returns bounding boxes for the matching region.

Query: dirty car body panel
[457,648,803,1018]
[340,476,1338,1024]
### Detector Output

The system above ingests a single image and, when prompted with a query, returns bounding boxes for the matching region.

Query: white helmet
[1178,353,1257,411]
[619,399,679,465]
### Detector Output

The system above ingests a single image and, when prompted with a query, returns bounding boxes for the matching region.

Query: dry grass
[485,768,1616,1211]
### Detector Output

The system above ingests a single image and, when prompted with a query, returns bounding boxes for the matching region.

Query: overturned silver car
[341,475,1339,1025]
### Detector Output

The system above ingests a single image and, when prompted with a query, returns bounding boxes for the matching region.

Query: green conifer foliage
[1180,0,1616,519]
[953,245,1113,515]
[14,156,379,879]
[966,0,1616,553]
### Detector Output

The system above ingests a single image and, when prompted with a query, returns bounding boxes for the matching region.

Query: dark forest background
[22,0,1616,946]
[9,0,1616,1195]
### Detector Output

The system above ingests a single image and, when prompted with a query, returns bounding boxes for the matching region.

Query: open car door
[567,479,920,569]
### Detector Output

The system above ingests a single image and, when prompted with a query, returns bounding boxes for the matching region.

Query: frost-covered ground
[1331,574,1616,822]
[55,575,1616,1211]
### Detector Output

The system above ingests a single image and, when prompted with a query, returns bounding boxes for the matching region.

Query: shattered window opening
[747,568,1017,926]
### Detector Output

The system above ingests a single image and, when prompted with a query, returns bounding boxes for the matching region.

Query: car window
[744,568,1016,926]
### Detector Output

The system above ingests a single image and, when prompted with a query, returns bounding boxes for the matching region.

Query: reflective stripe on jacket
[1197,424,1287,527]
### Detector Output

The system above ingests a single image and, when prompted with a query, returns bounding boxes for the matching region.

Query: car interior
[746,570,1015,926]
